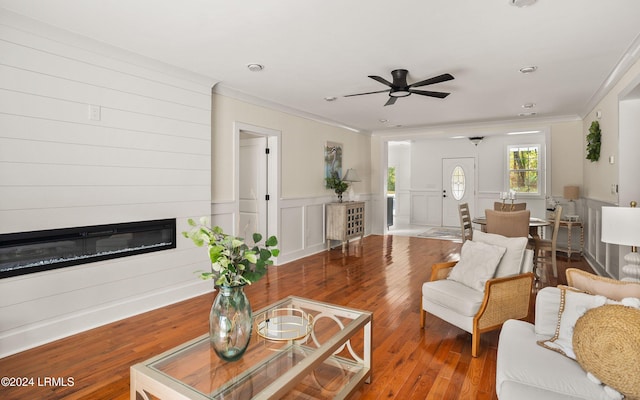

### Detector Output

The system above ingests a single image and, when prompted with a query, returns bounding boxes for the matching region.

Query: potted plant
[325,172,349,202]
[182,217,279,361]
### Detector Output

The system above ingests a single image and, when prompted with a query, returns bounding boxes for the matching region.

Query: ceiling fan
[344,69,454,106]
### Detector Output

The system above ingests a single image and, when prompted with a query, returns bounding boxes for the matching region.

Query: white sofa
[496,286,612,400]
[497,269,640,399]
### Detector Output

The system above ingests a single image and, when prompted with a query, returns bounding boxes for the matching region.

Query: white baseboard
[0,280,213,358]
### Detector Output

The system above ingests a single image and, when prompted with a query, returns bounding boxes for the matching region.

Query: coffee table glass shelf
[131,296,372,400]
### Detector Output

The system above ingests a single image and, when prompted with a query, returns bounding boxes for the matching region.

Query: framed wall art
[324,142,343,183]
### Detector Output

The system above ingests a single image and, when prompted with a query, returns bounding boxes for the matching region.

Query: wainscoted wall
[409,190,442,226]
[212,196,371,265]
[583,198,618,278]
[0,12,217,356]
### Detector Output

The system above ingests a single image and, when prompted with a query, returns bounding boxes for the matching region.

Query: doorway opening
[234,123,280,243]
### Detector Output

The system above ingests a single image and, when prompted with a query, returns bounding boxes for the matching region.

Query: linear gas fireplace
[0,219,176,279]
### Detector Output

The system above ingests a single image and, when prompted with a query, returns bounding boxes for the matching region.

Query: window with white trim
[508,145,540,194]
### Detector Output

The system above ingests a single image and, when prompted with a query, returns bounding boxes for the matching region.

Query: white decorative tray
[256,307,314,341]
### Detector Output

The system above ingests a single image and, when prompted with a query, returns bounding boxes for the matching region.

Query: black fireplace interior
[0,219,176,279]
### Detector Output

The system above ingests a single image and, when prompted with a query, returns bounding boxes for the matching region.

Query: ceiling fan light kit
[345,69,454,106]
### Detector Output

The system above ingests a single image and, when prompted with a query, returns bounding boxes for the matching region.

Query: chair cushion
[447,240,506,291]
[422,279,485,317]
[473,230,528,277]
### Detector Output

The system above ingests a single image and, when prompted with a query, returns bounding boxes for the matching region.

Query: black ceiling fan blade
[368,75,394,87]
[344,89,391,97]
[409,89,450,99]
[409,73,454,88]
[384,97,397,106]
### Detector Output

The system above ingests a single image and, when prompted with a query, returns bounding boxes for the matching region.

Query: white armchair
[420,230,535,357]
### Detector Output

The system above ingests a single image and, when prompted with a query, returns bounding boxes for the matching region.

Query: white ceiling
[2,0,640,134]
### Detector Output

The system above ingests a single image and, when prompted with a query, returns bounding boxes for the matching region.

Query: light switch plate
[89,105,101,121]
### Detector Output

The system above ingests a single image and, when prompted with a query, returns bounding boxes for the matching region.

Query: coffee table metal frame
[130,296,372,400]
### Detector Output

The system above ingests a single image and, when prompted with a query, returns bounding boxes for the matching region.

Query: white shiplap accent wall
[0,11,217,357]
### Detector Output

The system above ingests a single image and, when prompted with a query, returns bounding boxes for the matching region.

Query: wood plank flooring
[0,235,592,400]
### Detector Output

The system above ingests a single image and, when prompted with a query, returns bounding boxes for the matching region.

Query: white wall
[386,130,550,226]
[619,98,640,205]
[211,93,372,263]
[581,58,640,278]
[0,11,217,356]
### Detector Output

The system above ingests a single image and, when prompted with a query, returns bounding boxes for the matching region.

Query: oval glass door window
[451,166,466,200]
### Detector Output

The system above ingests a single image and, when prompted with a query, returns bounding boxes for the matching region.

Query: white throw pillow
[472,230,528,277]
[447,240,506,292]
[538,286,606,359]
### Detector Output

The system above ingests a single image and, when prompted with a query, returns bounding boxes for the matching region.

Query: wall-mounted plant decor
[586,120,601,162]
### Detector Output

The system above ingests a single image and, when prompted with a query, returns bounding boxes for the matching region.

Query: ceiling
[2,0,640,134]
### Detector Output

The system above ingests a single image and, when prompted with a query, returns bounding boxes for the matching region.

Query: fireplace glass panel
[0,219,176,279]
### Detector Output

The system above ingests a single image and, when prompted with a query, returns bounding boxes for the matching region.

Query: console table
[556,219,584,259]
[326,201,365,253]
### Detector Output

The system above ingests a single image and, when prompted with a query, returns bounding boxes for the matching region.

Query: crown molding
[371,114,582,139]
[582,32,640,117]
[213,84,369,135]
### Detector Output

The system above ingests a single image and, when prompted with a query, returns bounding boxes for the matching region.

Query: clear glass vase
[209,285,252,361]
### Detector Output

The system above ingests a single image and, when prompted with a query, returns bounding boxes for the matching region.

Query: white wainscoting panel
[280,206,305,256]
[410,190,441,226]
[306,204,325,249]
[583,198,618,278]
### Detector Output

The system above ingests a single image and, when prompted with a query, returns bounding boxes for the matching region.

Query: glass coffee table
[131,296,372,399]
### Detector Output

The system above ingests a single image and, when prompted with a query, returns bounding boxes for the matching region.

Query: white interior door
[239,136,267,240]
[442,158,475,227]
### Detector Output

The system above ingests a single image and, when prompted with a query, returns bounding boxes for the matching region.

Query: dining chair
[532,206,563,279]
[493,201,527,211]
[459,202,473,242]
[485,209,530,238]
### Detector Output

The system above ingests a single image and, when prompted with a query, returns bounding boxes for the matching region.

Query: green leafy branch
[586,120,601,162]
[182,217,279,287]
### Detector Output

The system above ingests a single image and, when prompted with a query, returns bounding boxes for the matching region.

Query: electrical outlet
[89,105,101,121]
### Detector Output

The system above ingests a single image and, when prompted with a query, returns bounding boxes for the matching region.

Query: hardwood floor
[0,235,592,400]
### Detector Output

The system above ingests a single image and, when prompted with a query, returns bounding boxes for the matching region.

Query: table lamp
[343,168,361,201]
[563,185,579,217]
[601,201,640,281]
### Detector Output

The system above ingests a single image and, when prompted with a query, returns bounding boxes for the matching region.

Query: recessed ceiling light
[379,119,388,123]
[522,103,536,109]
[246,63,264,72]
[519,66,538,74]
[518,112,537,117]
[510,0,537,7]
[324,96,337,102]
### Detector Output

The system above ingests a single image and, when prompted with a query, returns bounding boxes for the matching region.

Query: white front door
[239,136,267,241]
[442,158,475,227]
